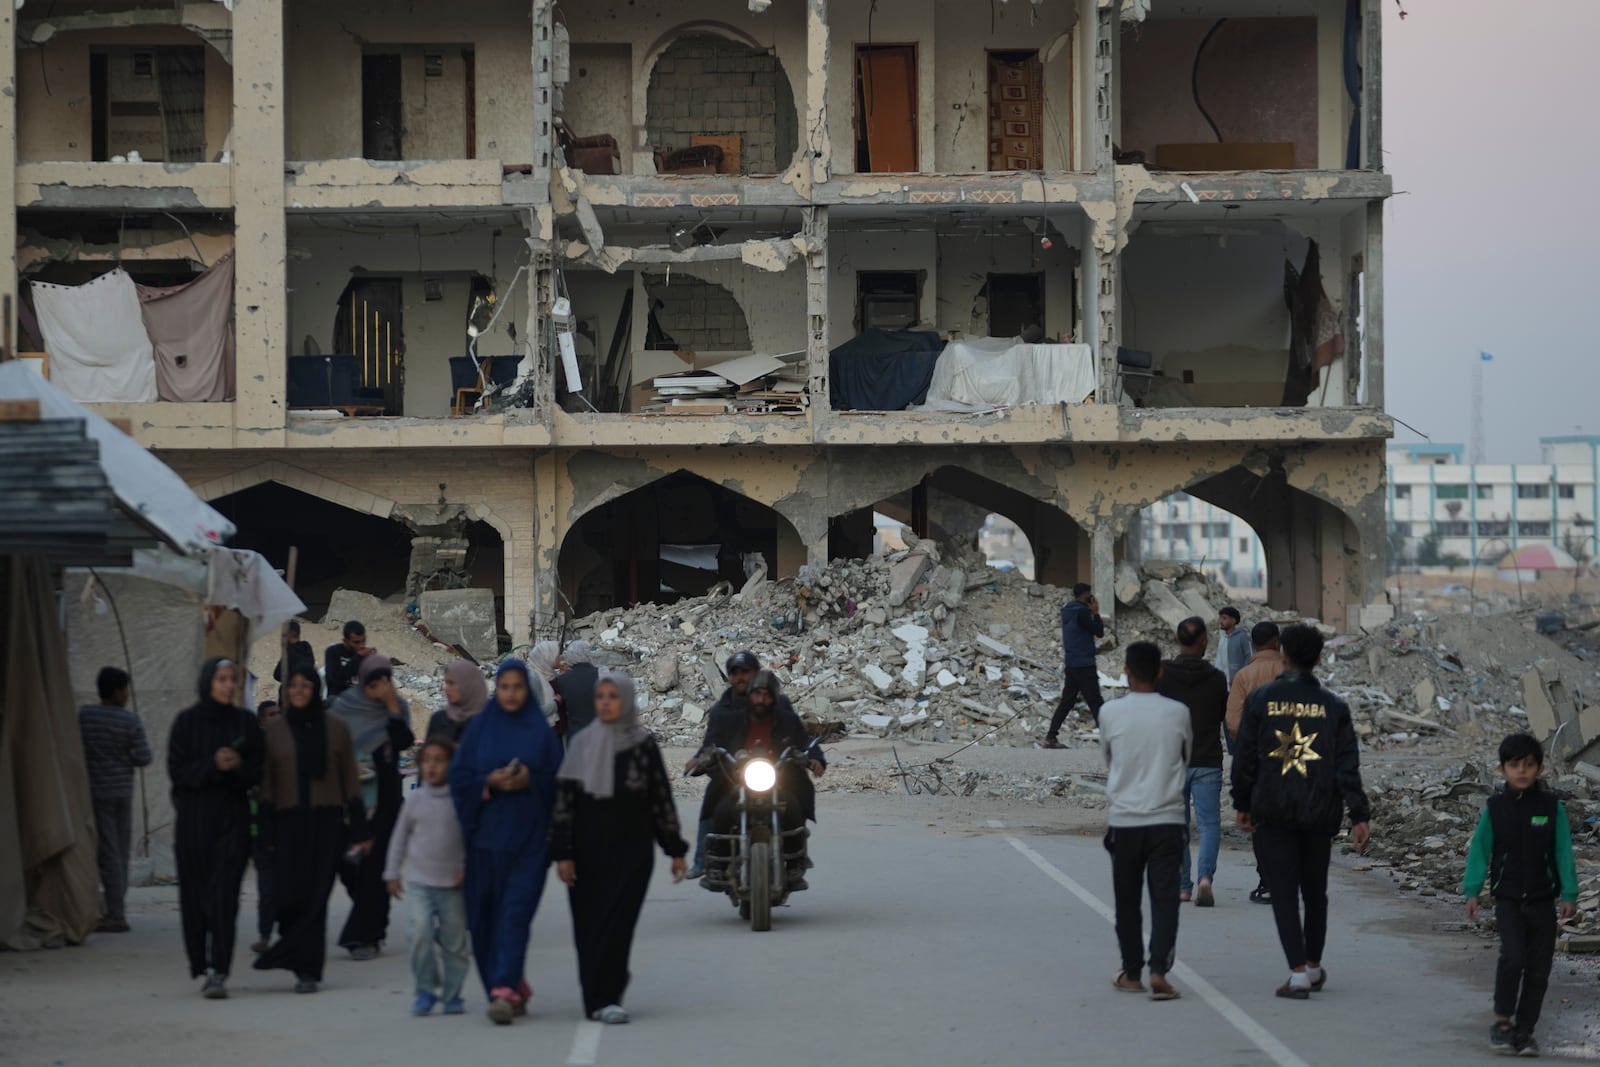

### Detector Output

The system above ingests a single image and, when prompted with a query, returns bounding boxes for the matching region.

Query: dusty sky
[1382,0,1598,462]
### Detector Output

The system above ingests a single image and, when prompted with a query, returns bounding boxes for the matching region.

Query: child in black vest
[1462,734,1578,1057]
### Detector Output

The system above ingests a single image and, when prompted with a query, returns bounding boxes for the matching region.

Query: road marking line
[566,1021,603,1065]
[995,823,1313,1067]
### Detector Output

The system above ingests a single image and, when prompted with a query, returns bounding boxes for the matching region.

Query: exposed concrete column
[532,0,554,191]
[805,0,830,186]
[1364,0,1383,170]
[1094,0,1115,174]
[804,206,829,416]
[232,0,287,444]
[1363,199,1384,409]
[0,1,15,348]
[1090,523,1116,625]
[531,450,561,637]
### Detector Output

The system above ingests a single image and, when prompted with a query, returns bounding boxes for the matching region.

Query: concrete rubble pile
[565,540,1247,749]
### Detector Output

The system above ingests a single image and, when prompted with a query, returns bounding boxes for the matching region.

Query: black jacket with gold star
[1231,670,1370,836]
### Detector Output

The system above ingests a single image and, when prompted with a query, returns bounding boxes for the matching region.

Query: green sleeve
[1462,806,1493,899]
[1555,802,1580,903]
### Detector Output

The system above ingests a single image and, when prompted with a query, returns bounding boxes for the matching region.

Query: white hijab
[556,670,648,799]
[526,640,560,722]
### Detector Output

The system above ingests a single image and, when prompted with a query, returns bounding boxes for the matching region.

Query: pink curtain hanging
[136,251,236,403]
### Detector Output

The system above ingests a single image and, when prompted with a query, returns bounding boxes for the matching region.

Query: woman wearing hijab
[168,657,261,999]
[253,666,371,992]
[426,659,489,743]
[552,640,600,743]
[449,660,563,1025]
[526,640,562,729]
[552,671,688,1024]
[329,653,416,960]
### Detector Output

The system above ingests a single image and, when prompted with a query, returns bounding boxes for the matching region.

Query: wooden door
[856,45,918,172]
[988,50,1043,171]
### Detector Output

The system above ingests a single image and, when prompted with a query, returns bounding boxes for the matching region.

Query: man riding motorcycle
[694,668,824,891]
[685,650,760,878]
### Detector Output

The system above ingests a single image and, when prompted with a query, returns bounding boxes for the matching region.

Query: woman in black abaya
[253,667,371,992]
[168,657,261,999]
[551,671,687,1024]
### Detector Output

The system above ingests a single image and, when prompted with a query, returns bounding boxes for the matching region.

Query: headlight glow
[742,759,777,792]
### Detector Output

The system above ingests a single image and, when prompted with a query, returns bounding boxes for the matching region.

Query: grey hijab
[330,654,408,756]
[561,639,594,666]
[556,669,648,799]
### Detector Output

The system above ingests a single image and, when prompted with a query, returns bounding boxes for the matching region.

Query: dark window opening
[985,273,1045,338]
[90,46,207,162]
[362,53,404,160]
[857,271,920,332]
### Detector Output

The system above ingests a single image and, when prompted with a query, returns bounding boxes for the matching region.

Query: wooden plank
[691,134,742,175]
[0,399,41,422]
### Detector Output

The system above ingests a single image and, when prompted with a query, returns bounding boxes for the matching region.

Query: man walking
[1232,624,1371,999]
[1101,642,1191,1001]
[1226,621,1284,905]
[78,667,154,933]
[1157,618,1228,907]
[1043,583,1105,748]
[1215,607,1251,684]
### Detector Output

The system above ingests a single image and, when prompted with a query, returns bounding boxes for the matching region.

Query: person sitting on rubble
[700,670,825,892]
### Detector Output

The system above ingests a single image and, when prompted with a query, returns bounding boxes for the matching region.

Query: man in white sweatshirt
[1100,641,1193,1001]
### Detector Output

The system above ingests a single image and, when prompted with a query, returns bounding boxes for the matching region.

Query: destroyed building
[0,0,1394,643]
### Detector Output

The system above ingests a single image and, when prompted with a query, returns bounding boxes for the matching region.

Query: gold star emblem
[1270,722,1322,777]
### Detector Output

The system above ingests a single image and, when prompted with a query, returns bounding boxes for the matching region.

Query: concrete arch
[819,446,1094,531]
[825,460,1090,588]
[196,461,521,637]
[558,468,804,615]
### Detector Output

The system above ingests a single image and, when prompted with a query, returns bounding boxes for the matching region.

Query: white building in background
[1133,492,1265,589]
[1131,435,1600,583]
[1387,438,1599,567]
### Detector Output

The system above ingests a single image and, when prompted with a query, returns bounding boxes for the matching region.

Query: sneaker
[442,998,465,1016]
[686,864,705,880]
[1490,1023,1516,1053]
[97,917,131,933]
[348,943,380,962]
[1515,1033,1541,1058]
[1040,737,1068,750]
[201,973,228,1000]
[294,979,318,995]
[1195,882,1215,908]
[412,993,438,1016]
[594,1005,629,1025]
[486,996,515,1026]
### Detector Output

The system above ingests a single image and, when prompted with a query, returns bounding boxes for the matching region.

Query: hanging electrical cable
[1191,18,1229,143]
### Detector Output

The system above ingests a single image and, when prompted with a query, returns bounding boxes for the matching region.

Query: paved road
[0,793,1589,1065]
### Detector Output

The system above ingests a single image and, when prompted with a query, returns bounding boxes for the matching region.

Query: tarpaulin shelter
[0,363,302,946]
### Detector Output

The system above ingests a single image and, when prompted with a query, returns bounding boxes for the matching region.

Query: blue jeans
[1180,767,1223,893]
[408,883,470,1001]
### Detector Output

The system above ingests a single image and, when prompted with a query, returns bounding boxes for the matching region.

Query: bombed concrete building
[0,0,1395,643]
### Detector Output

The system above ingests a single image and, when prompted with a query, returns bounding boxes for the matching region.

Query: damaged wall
[285,0,533,163]
[563,43,633,153]
[935,226,1078,340]
[18,28,232,162]
[286,221,530,418]
[644,34,797,174]
[555,0,808,176]
[828,224,938,346]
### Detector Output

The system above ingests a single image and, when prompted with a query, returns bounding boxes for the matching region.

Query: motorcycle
[698,746,812,932]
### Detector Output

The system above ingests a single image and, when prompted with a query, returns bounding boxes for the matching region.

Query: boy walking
[1463,734,1578,1057]
[1100,641,1191,1001]
[78,667,153,933]
[385,738,470,1015]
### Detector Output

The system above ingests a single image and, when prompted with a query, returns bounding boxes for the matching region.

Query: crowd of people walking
[75,587,1578,1052]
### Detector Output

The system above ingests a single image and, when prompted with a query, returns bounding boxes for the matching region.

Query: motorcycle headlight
[742,759,777,793]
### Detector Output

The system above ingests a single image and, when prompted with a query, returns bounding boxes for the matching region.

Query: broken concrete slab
[681,700,707,725]
[651,654,679,693]
[1141,580,1191,632]
[1139,560,1189,580]
[887,554,933,608]
[1176,587,1215,623]
[417,588,497,661]
[862,664,896,693]
[1413,678,1437,719]
[1114,561,1143,607]
[1522,668,1560,741]
[975,634,1013,658]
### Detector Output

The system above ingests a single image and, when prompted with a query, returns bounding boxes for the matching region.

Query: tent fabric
[31,270,158,404]
[921,339,1097,409]
[0,363,234,552]
[828,329,945,411]
[0,555,101,949]
[203,547,306,636]
[1501,544,1579,571]
[137,252,237,403]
